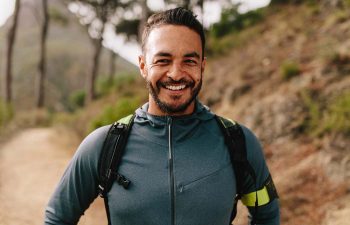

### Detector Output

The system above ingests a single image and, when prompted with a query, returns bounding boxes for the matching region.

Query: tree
[108,50,117,83]
[115,2,150,44]
[70,0,123,104]
[37,0,50,108]
[5,0,21,104]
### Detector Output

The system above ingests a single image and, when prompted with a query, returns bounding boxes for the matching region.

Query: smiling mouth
[165,85,186,91]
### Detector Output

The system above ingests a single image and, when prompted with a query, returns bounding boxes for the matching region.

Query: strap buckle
[116,173,131,189]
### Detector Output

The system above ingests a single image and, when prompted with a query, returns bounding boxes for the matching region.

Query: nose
[167,62,185,81]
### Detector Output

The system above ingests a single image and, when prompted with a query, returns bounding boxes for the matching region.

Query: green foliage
[210,6,265,38]
[115,19,139,41]
[207,25,262,56]
[0,101,14,127]
[269,0,303,5]
[89,97,141,131]
[301,90,350,136]
[68,90,86,111]
[344,0,350,7]
[281,61,301,80]
[97,73,137,97]
[49,7,69,26]
[269,0,319,6]
[323,91,350,134]
[300,90,321,135]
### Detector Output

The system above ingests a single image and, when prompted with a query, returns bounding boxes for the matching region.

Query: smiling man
[139,24,205,116]
[45,7,280,225]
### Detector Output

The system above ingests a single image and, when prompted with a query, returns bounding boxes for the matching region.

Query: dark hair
[141,7,205,58]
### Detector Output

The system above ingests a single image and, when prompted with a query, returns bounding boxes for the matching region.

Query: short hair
[141,7,205,58]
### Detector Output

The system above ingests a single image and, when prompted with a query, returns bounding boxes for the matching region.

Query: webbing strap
[118,114,134,125]
[104,196,112,225]
[98,114,135,197]
[241,174,279,207]
[242,186,270,207]
[99,114,135,225]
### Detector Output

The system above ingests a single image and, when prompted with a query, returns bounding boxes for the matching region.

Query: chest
[106,123,236,224]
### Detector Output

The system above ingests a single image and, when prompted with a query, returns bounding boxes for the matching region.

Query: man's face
[139,25,206,116]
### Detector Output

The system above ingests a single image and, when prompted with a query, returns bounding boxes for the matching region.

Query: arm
[44,126,110,225]
[241,126,280,225]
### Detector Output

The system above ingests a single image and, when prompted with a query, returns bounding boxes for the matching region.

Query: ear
[201,57,207,74]
[138,55,147,79]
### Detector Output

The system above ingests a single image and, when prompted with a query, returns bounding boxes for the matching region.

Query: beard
[147,76,202,114]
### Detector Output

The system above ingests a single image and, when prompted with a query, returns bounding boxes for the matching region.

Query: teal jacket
[45,101,280,225]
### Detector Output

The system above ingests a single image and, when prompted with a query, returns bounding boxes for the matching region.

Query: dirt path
[0,127,107,225]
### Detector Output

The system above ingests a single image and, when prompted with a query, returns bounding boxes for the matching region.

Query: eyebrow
[154,51,200,59]
[154,52,172,57]
[184,52,200,59]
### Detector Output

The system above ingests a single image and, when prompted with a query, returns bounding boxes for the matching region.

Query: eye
[184,59,198,65]
[155,59,171,65]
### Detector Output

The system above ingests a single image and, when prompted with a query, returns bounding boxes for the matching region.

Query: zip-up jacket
[44,101,280,225]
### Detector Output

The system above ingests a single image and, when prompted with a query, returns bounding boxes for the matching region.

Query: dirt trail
[0,127,107,225]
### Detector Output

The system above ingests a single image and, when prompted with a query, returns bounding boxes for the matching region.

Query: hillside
[0,0,137,111]
[0,2,349,225]
[201,3,350,225]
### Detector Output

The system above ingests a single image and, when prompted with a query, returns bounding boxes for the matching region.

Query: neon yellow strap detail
[241,186,270,207]
[219,117,236,128]
[117,114,133,125]
[226,118,235,125]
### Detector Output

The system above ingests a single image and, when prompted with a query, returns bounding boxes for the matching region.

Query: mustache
[157,78,194,88]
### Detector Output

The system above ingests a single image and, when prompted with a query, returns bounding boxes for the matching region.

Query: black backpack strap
[98,114,135,225]
[215,115,279,224]
[215,115,258,223]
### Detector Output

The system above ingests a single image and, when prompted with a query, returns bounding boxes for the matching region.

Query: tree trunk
[37,0,49,108]
[5,0,21,104]
[183,0,191,9]
[197,0,204,25]
[138,0,149,43]
[108,50,116,83]
[86,38,103,104]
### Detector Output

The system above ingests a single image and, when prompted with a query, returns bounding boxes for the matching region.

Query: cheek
[146,69,163,84]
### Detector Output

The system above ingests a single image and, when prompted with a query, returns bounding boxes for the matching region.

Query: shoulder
[80,125,111,150]
[73,125,111,162]
[239,124,263,154]
[239,123,270,185]
[235,123,265,163]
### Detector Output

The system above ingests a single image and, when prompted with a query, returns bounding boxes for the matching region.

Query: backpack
[97,114,278,225]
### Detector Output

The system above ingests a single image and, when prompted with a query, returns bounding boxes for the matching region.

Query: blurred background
[0,0,349,225]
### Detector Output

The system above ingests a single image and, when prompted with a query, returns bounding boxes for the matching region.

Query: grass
[68,90,86,111]
[207,24,264,56]
[300,90,350,136]
[0,101,14,127]
[281,61,301,80]
[89,96,141,132]
[300,90,322,136]
[97,73,138,97]
[323,91,350,134]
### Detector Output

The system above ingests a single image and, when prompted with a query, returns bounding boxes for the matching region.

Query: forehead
[144,25,202,58]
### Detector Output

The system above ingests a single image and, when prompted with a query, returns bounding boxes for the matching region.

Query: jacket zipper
[168,117,175,225]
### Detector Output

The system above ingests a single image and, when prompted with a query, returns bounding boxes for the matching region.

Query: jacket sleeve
[44,126,110,225]
[241,125,280,225]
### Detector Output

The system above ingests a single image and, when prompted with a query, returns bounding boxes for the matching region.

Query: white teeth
[165,85,186,91]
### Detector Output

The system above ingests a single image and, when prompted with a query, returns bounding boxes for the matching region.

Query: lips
[158,79,194,92]
[165,85,186,91]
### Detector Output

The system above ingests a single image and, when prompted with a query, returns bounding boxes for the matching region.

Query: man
[45,7,280,225]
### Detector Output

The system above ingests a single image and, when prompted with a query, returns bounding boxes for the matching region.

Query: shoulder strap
[215,115,258,223]
[215,115,279,224]
[98,114,135,198]
[215,115,257,195]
